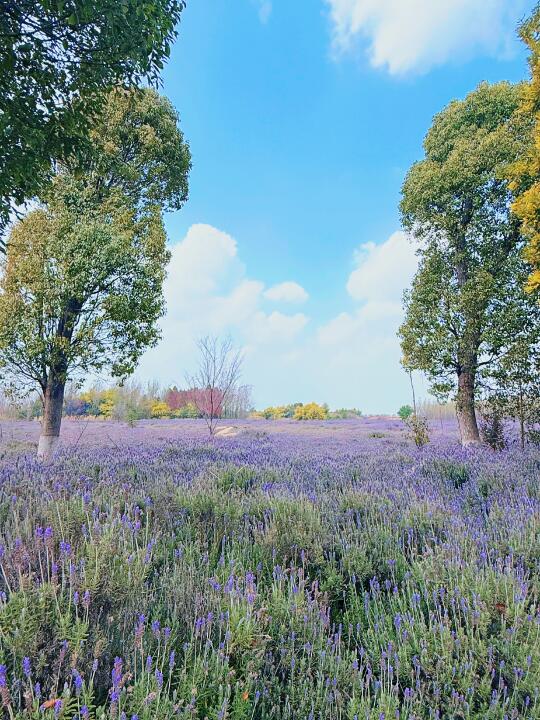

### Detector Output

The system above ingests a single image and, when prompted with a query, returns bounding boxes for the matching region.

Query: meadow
[0,417,538,719]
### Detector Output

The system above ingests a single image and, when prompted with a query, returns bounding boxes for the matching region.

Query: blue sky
[138,0,536,413]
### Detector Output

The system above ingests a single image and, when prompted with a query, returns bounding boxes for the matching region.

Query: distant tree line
[254,403,362,421]
[2,382,254,424]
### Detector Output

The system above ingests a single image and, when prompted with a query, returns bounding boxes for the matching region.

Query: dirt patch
[214,425,241,438]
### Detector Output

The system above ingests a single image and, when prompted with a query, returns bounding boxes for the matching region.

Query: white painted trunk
[37,434,60,462]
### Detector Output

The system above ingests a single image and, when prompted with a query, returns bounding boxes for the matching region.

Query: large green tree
[0,88,191,459]
[0,0,186,240]
[399,82,535,446]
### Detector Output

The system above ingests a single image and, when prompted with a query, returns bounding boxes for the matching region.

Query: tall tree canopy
[0,0,186,238]
[0,88,191,459]
[399,82,537,446]
[507,7,540,294]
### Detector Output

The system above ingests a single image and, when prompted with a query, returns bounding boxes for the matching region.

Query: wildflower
[72,669,83,695]
[111,656,123,688]
[22,657,31,678]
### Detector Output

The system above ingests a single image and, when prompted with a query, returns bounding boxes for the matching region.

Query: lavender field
[0,418,539,719]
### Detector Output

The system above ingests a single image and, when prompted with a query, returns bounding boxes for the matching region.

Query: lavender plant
[0,419,537,718]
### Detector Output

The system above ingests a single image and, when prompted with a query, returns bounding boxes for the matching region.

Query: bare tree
[187,336,243,436]
[222,384,253,419]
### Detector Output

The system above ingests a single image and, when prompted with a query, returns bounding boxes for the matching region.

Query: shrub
[329,408,362,419]
[403,414,430,446]
[480,406,506,450]
[174,402,200,418]
[398,404,414,420]
[428,458,470,488]
[150,401,171,419]
[294,402,328,420]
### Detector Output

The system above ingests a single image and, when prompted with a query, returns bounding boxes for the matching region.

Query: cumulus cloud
[346,231,417,303]
[325,0,530,74]
[137,223,423,413]
[304,230,420,410]
[138,223,307,386]
[264,281,309,303]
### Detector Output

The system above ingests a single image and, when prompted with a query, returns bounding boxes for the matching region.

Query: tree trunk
[456,369,481,446]
[37,378,65,461]
[519,382,525,450]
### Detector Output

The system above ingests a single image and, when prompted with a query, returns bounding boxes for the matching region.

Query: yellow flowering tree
[294,403,328,420]
[508,8,540,292]
[151,401,171,419]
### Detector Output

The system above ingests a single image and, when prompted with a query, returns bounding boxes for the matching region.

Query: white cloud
[139,223,307,386]
[302,232,421,410]
[250,311,309,343]
[346,230,417,303]
[264,281,309,303]
[325,0,530,74]
[137,223,423,413]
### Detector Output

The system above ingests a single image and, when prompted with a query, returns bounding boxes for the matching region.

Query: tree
[294,402,328,420]
[481,338,540,449]
[0,0,186,240]
[187,337,244,436]
[399,82,534,446]
[398,405,413,420]
[0,88,190,459]
[507,7,540,294]
[221,384,253,419]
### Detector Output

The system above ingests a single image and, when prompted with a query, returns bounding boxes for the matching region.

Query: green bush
[398,404,413,420]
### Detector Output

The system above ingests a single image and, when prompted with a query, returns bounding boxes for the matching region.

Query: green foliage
[0,88,190,414]
[328,408,362,419]
[0,1,186,236]
[174,402,200,419]
[479,402,507,450]
[426,459,470,488]
[397,404,413,420]
[399,81,540,443]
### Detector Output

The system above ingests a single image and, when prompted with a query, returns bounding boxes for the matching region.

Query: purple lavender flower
[72,669,83,694]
